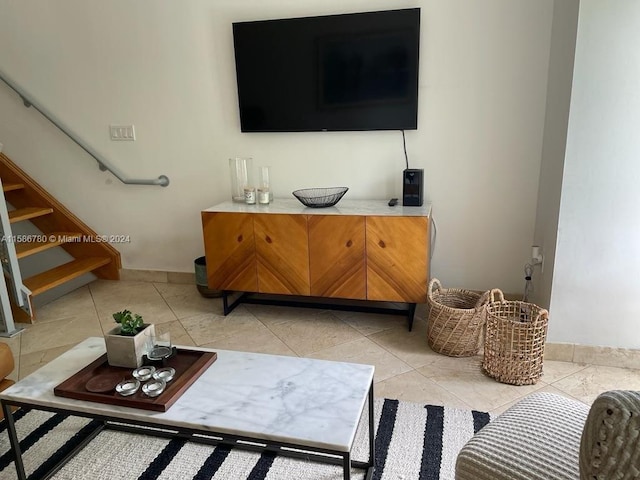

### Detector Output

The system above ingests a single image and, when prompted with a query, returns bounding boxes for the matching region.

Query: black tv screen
[232,8,420,132]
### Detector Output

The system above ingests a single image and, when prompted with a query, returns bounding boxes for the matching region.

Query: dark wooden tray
[54,348,217,412]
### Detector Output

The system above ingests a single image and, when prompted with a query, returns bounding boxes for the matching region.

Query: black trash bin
[194,256,222,298]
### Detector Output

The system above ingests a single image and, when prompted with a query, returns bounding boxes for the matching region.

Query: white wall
[549,0,640,349]
[531,0,579,309]
[0,0,554,294]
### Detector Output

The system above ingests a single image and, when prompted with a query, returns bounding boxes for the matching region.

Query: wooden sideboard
[201,199,431,330]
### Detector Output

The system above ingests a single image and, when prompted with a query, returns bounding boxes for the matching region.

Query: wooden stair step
[2,182,24,192]
[8,206,54,223]
[10,301,32,324]
[15,232,83,259]
[24,257,111,296]
[1,153,121,280]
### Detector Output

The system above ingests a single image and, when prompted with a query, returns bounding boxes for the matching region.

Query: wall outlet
[532,245,544,272]
[109,125,136,141]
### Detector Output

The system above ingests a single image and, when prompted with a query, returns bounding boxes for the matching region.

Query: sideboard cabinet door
[366,216,429,303]
[201,212,258,292]
[308,215,366,300]
[254,214,310,295]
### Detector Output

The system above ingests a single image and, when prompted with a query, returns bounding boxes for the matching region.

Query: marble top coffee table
[0,337,375,480]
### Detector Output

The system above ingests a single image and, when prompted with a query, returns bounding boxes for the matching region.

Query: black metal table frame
[1,380,375,480]
[223,290,418,331]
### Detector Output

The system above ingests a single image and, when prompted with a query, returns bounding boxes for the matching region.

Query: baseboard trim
[120,269,195,285]
[545,342,640,369]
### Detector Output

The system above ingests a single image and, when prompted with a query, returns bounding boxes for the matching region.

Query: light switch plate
[109,125,136,141]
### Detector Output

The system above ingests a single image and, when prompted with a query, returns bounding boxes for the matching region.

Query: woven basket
[426,278,489,357]
[482,289,549,385]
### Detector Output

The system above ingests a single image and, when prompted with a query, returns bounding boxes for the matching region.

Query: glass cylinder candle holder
[229,157,253,203]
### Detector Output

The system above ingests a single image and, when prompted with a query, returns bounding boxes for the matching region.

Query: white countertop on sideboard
[203,199,432,217]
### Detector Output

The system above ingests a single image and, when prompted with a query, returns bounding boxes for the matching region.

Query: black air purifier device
[402,169,423,206]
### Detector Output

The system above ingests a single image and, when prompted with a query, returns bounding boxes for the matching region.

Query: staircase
[0,151,120,325]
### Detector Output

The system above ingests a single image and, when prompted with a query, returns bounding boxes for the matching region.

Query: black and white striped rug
[0,399,491,480]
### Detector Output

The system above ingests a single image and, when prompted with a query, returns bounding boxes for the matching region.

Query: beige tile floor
[3,279,640,416]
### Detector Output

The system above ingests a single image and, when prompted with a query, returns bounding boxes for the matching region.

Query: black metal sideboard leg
[222,291,249,315]
[407,303,417,331]
[2,400,26,480]
[222,291,231,315]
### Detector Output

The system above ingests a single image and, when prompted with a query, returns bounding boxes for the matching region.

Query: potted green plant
[104,309,155,368]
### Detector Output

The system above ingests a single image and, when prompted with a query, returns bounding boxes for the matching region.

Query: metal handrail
[0,69,169,187]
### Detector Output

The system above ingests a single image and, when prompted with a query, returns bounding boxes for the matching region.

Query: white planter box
[105,323,155,368]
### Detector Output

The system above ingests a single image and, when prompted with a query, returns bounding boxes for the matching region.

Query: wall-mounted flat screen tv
[232,8,420,132]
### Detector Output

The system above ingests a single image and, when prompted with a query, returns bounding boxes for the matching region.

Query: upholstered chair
[455,390,640,480]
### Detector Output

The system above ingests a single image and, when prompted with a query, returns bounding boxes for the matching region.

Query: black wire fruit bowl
[292,187,349,208]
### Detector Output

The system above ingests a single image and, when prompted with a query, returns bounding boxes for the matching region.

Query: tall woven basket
[482,289,549,385]
[427,278,489,357]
